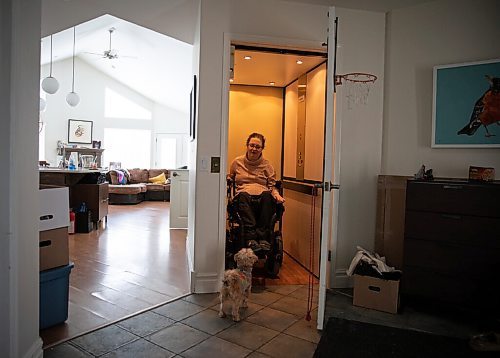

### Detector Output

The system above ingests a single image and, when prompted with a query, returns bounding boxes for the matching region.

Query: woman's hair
[246,132,266,149]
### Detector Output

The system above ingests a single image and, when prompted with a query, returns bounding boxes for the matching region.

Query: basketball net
[335,73,377,110]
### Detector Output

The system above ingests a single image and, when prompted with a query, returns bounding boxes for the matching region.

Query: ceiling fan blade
[82,51,104,56]
[119,55,138,59]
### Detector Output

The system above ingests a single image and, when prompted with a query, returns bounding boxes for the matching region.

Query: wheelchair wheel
[265,233,283,277]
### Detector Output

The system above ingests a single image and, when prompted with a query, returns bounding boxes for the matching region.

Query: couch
[106,168,170,204]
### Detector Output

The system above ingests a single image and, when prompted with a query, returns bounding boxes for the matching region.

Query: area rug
[314,317,497,357]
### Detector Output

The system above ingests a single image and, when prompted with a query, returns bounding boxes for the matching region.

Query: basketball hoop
[335,72,377,109]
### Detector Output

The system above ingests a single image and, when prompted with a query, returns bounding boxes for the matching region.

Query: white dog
[219,248,258,322]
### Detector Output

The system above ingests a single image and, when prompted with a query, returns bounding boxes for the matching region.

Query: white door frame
[219,26,337,329]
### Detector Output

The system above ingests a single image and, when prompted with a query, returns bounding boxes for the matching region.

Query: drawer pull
[442,185,463,190]
[441,214,462,220]
[40,214,54,221]
[368,285,381,292]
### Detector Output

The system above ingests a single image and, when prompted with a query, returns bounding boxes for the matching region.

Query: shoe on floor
[470,332,500,351]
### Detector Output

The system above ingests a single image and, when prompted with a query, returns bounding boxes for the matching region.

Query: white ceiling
[40,14,193,113]
[40,1,434,111]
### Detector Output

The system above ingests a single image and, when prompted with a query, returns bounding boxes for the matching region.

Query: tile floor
[44,284,322,358]
[44,285,495,357]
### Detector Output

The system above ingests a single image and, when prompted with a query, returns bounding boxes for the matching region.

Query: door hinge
[328,250,332,261]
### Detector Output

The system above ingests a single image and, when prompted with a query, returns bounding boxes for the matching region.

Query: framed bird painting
[432,59,500,148]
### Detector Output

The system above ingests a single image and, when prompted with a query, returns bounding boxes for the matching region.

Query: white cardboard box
[353,274,400,314]
[39,186,69,231]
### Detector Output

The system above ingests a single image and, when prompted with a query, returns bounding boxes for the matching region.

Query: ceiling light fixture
[269,81,275,86]
[39,97,46,112]
[296,60,303,65]
[41,35,60,94]
[66,26,80,107]
[244,55,252,60]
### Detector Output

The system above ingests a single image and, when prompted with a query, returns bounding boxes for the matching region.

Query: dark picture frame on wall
[190,75,197,141]
[68,119,93,144]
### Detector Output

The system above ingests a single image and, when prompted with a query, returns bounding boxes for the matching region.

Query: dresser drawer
[401,266,499,309]
[403,238,500,279]
[406,181,500,217]
[404,211,500,249]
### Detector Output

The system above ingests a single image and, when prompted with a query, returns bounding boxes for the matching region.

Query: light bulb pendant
[41,76,59,94]
[66,91,80,107]
[42,34,59,94]
[66,26,80,107]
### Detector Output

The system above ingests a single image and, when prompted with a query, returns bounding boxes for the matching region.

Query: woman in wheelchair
[227,133,285,253]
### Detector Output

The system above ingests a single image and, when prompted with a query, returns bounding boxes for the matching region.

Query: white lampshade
[39,97,46,112]
[66,91,80,107]
[41,76,59,94]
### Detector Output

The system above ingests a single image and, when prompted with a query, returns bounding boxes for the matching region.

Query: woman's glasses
[248,144,262,150]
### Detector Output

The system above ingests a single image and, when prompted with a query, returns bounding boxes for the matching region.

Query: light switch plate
[211,157,220,173]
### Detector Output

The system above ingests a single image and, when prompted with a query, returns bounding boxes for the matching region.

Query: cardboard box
[353,274,400,314]
[39,186,69,231]
[39,227,69,271]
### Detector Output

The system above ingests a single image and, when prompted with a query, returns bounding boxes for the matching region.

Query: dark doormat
[314,317,499,358]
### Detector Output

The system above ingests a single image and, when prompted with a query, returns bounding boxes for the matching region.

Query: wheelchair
[225,179,285,277]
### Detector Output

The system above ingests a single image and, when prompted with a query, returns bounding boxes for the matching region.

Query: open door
[317,6,339,330]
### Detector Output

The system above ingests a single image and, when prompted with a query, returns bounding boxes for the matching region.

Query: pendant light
[66,26,80,107]
[41,35,60,94]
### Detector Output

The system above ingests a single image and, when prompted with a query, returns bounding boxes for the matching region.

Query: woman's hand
[272,192,285,204]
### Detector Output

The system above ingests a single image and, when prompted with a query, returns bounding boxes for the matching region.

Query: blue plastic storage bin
[39,262,74,330]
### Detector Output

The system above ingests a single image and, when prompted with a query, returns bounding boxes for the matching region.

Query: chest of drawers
[402,179,500,313]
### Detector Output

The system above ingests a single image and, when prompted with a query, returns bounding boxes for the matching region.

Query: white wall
[41,58,189,167]
[1,0,43,357]
[383,0,500,178]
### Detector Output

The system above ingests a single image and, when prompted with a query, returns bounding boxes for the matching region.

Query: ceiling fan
[84,27,136,60]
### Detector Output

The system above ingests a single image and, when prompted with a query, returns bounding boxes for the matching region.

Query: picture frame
[189,75,197,141]
[432,59,500,148]
[92,140,101,149]
[68,119,93,144]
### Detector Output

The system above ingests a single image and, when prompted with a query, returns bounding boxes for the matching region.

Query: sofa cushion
[128,169,149,184]
[146,183,171,192]
[109,183,146,195]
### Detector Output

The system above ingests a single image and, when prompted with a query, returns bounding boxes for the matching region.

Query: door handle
[172,172,179,177]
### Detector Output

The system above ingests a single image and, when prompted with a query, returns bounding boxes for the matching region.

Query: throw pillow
[149,172,166,184]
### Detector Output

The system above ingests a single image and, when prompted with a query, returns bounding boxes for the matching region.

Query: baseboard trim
[332,268,353,289]
[24,337,43,358]
[191,272,220,293]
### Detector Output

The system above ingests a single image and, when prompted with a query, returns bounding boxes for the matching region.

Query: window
[157,137,177,169]
[104,87,152,120]
[103,128,151,168]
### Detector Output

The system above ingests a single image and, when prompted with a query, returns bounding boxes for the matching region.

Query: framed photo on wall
[432,59,500,148]
[68,119,93,144]
[190,75,197,141]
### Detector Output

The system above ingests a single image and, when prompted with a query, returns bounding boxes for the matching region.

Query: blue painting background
[434,60,500,145]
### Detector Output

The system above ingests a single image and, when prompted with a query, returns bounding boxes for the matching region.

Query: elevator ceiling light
[296,60,303,65]
[269,81,275,86]
[244,55,252,60]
